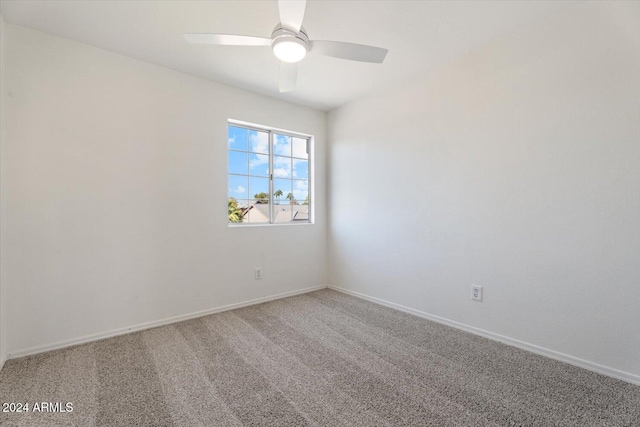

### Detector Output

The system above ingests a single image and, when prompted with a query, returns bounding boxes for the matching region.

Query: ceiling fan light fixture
[272,36,307,63]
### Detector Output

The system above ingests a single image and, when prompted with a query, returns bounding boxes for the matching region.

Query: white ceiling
[0,0,578,111]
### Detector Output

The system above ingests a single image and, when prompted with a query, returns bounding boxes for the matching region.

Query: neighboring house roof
[253,203,270,217]
[274,204,309,222]
[242,203,269,223]
[242,202,309,223]
[293,210,309,221]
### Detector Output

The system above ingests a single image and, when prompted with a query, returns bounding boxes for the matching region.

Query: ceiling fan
[183,0,388,92]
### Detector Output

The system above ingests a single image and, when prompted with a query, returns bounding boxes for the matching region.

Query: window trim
[228,119,313,227]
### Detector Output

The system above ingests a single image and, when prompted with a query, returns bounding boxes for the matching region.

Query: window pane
[228,175,248,199]
[274,134,291,156]
[273,179,292,205]
[249,153,269,177]
[228,126,248,151]
[247,201,270,223]
[249,130,269,154]
[273,155,292,179]
[292,137,308,159]
[250,177,270,203]
[228,150,248,175]
[292,159,308,180]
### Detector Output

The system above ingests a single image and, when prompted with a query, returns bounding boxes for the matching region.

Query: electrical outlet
[255,268,262,280]
[471,285,483,302]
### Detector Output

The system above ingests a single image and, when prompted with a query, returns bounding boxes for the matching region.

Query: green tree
[254,192,269,204]
[228,198,243,223]
[274,189,283,204]
[286,192,296,205]
[302,195,309,206]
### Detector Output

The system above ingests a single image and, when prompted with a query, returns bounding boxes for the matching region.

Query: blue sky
[228,126,309,202]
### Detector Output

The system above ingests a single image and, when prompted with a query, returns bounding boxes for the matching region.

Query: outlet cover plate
[472,285,483,302]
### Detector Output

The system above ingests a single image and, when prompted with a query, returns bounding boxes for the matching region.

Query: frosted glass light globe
[272,38,307,63]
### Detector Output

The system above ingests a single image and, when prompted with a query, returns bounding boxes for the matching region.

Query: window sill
[228,221,313,228]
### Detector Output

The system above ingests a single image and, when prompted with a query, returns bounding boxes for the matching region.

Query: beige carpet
[1,289,639,426]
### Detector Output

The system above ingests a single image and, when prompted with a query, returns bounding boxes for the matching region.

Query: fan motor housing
[271,24,309,44]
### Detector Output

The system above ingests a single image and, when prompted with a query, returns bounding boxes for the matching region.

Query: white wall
[1,24,326,356]
[328,1,640,380]
[0,14,6,368]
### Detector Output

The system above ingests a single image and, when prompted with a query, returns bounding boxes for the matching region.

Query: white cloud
[292,137,308,158]
[236,185,246,194]
[293,180,308,200]
[272,153,307,178]
[249,153,269,170]
[274,155,290,166]
[273,168,289,178]
[291,158,305,178]
[250,131,269,154]
[228,136,235,148]
[248,133,269,171]
[272,155,292,177]
[274,134,291,156]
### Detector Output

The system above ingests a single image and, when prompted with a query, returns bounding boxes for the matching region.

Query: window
[228,121,311,225]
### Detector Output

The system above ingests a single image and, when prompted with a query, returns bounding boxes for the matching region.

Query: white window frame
[228,119,313,226]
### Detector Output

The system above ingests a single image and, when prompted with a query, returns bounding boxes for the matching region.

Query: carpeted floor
[1,289,639,426]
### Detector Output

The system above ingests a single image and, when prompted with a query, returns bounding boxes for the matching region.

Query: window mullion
[246,131,250,214]
[269,131,274,224]
[308,137,311,222]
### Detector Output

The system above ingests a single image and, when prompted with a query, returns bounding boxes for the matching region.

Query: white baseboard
[7,285,328,360]
[328,285,640,386]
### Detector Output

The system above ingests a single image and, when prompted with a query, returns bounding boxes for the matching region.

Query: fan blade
[183,33,271,46]
[278,0,306,33]
[309,40,388,63]
[279,62,297,93]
